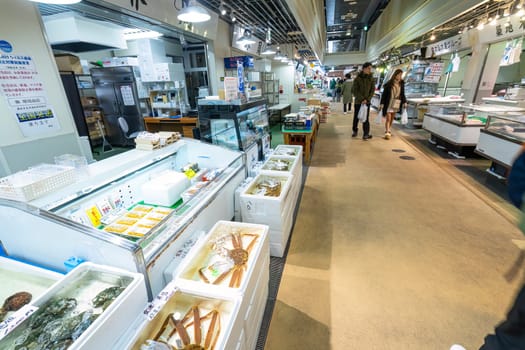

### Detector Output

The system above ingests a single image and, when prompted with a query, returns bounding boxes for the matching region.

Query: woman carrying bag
[379,69,407,140]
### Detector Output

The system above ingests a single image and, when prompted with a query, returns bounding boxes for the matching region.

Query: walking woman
[379,69,406,140]
[340,73,353,115]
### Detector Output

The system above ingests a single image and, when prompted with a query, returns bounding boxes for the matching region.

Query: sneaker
[384,133,390,140]
[344,112,347,115]
[351,132,357,137]
[363,135,373,140]
[450,345,466,350]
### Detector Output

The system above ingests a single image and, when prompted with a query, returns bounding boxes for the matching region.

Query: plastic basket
[0,164,76,201]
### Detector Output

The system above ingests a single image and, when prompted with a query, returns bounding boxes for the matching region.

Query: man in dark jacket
[351,62,375,140]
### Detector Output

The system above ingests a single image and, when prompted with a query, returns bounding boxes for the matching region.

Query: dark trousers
[480,284,525,349]
[343,103,351,113]
[353,103,370,136]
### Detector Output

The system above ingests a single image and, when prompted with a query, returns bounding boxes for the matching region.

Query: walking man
[351,62,375,140]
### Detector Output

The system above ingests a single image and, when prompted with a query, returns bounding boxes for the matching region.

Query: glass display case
[404,60,441,97]
[197,98,270,160]
[476,114,525,178]
[0,139,246,298]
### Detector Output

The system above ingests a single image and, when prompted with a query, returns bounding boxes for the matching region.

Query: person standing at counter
[330,78,336,102]
[341,73,353,115]
[352,62,375,140]
[379,69,407,140]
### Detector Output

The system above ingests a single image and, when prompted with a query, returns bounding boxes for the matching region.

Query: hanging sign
[423,62,444,83]
[0,52,61,137]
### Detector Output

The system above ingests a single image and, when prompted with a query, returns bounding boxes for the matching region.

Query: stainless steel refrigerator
[90,66,145,146]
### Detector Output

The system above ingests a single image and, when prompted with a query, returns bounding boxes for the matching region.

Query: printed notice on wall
[0,54,61,137]
[224,77,238,101]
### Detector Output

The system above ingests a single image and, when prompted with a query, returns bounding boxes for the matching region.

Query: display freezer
[0,262,147,350]
[475,114,525,178]
[0,139,246,299]
[423,104,524,158]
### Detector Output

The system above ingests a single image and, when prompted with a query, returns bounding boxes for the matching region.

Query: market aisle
[264,107,524,350]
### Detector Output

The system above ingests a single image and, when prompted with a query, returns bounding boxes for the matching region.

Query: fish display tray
[0,262,147,350]
[126,286,242,350]
[0,164,76,201]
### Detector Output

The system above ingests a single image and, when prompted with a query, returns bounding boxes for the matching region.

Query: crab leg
[193,306,202,345]
[231,233,242,249]
[244,234,259,253]
[204,310,219,348]
[154,313,176,341]
[213,269,232,285]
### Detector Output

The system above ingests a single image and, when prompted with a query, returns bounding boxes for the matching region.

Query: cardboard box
[54,54,82,74]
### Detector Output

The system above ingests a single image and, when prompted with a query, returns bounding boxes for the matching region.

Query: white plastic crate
[0,164,76,201]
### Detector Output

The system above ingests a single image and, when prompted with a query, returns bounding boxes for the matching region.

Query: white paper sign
[224,77,238,101]
[0,54,61,137]
[120,85,135,106]
[0,304,38,340]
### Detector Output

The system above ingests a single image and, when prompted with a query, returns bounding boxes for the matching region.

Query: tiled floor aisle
[263,107,523,350]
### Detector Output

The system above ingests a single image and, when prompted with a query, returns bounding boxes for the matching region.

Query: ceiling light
[219,2,227,16]
[231,11,236,22]
[237,29,256,45]
[477,20,485,30]
[430,33,436,41]
[29,0,81,3]
[261,45,276,55]
[177,0,211,23]
[274,50,284,60]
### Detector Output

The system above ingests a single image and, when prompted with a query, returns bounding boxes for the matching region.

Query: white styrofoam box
[240,173,294,225]
[0,262,147,349]
[234,177,255,222]
[243,255,269,333]
[0,257,63,320]
[245,268,269,350]
[175,221,269,296]
[141,170,190,206]
[125,283,242,350]
[268,217,294,257]
[260,154,301,179]
[273,145,303,168]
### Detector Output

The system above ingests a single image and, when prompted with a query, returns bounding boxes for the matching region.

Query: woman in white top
[379,69,407,139]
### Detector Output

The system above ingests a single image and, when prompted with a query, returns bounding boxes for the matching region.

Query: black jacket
[352,71,375,104]
[380,80,406,116]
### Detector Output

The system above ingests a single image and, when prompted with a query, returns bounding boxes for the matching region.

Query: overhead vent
[43,12,127,52]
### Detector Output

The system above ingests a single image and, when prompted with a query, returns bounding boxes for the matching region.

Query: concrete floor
[264,107,524,350]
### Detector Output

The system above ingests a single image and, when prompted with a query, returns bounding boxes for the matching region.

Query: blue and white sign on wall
[0,40,13,53]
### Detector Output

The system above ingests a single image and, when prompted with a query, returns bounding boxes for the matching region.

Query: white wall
[0,1,84,176]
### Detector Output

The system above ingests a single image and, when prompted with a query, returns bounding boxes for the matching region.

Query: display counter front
[406,96,465,128]
[0,139,246,298]
[475,114,525,178]
[422,104,525,158]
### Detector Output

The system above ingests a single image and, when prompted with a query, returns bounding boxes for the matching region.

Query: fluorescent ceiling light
[29,0,81,3]
[123,29,163,40]
[177,1,211,23]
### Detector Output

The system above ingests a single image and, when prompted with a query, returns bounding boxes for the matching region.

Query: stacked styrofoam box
[273,144,303,169]
[0,262,148,350]
[122,283,242,350]
[260,155,301,206]
[173,221,270,350]
[240,173,294,257]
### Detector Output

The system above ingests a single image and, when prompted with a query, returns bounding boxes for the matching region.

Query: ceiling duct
[42,12,127,52]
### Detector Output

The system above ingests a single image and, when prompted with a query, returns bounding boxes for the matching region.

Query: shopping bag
[401,109,408,125]
[374,108,383,124]
[357,105,367,123]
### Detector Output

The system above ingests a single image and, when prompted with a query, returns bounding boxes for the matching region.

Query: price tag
[85,205,102,227]
[143,282,179,321]
[0,305,38,340]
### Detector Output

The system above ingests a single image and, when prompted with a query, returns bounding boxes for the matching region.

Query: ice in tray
[0,263,141,349]
[273,145,302,157]
[129,288,240,350]
[261,156,295,172]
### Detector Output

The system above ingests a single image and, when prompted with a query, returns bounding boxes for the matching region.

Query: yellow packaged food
[104,224,128,234]
[116,217,138,226]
